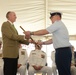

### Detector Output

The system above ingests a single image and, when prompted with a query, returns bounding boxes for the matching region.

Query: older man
[1,11,30,75]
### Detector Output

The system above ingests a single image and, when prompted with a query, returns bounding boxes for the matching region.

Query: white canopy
[0,0,76,40]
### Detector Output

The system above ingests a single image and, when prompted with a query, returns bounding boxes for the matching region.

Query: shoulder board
[31,50,35,52]
[42,51,46,53]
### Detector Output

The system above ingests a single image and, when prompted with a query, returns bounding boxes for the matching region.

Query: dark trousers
[55,47,72,75]
[3,58,18,75]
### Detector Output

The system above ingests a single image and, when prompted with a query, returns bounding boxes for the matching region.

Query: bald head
[6,11,17,23]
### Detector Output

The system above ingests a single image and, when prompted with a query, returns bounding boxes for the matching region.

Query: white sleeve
[51,51,55,62]
[40,52,47,66]
[46,21,60,33]
[22,50,28,65]
[28,51,35,65]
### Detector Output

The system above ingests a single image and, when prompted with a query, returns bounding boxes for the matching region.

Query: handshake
[20,26,32,39]
[24,31,32,39]
[24,31,43,49]
[20,26,43,48]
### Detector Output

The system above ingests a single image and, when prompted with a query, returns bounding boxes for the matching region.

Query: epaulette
[42,51,46,53]
[31,50,35,52]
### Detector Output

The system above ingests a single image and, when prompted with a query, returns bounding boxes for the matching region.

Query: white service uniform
[28,49,52,75]
[17,48,28,75]
[51,51,57,75]
[71,50,76,75]
[0,49,4,75]
[46,20,71,49]
[0,59,3,75]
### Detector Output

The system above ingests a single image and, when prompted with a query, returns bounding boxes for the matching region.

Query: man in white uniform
[51,51,57,75]
[28,42,52,75]
[71,46,76,75]
[24,12,72,75]
[0,56,3,75]
[17,46,28,75]
[0,41,4,75]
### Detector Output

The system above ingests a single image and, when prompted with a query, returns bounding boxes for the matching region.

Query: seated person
[0,43,28,75]
[0,54,4,75]
[0,41,4,75]
[51,51,57,75]
[28,40,52,75]
[71,45,76,75]
[17,45,28,75]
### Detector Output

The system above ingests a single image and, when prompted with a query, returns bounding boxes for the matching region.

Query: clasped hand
[32,65,43,70]
[24,31,31,39]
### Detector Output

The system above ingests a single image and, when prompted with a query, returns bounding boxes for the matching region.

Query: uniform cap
[50,12,62,18]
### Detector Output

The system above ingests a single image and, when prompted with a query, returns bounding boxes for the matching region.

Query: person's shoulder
[51,20,61,27]
[41,50,46,54]
[51,50,55,53]
[30,50,36,55]
[52,50,55,52]
[2,21,10,26]
[54,20,63,27]
[31,50,35,52]
[22,49,26,51]
[2,21,8,24]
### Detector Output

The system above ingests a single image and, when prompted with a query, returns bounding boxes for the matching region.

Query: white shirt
[0,49,3,67]
[46,20,71,49]
[18,48,28,65]
[51,51,56,66]
[71,50,75,65]
[28,49,47,66]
